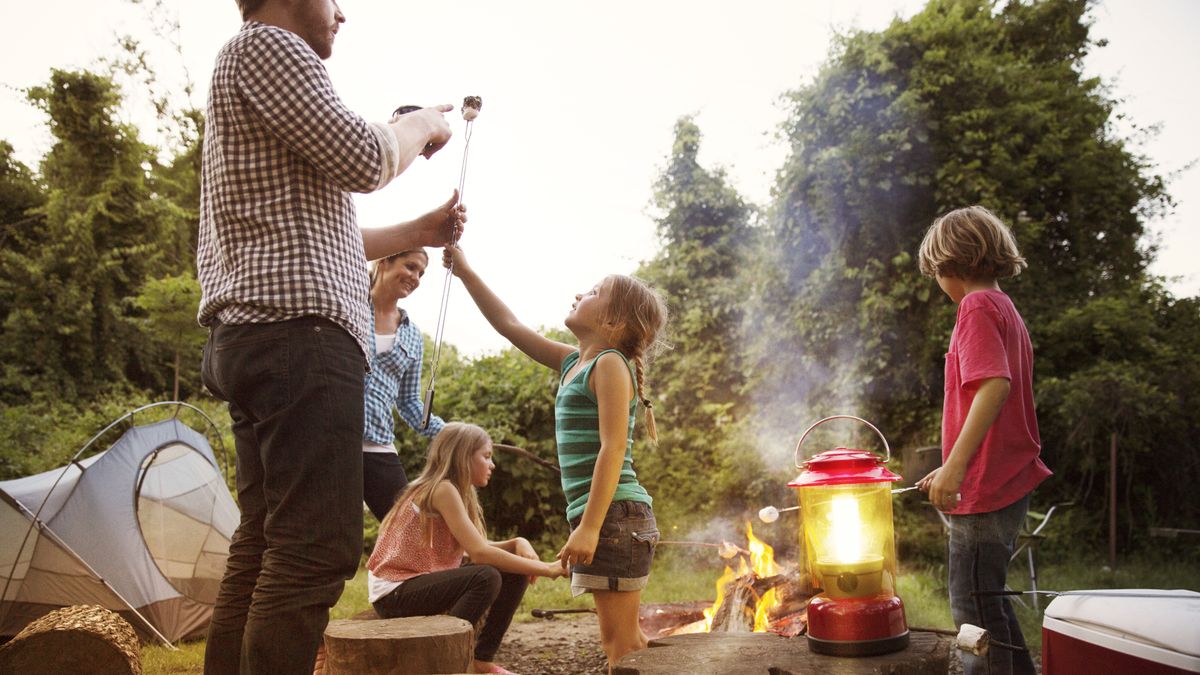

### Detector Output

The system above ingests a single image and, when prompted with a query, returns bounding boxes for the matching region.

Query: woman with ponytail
[362,247,446,521]
[443,246,668,671]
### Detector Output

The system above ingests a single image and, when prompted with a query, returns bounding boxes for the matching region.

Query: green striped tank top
[555,349,652,522]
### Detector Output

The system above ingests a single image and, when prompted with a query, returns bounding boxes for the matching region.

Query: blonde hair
[369,250,429,290]
[918,206,1027,280]
[380,422,490,545]
[599,275,669,443]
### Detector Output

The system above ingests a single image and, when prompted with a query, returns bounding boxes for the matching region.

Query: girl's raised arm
[443,246,574,370]
[431,481,566,579]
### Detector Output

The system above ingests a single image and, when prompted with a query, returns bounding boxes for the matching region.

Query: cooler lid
[1044,589,1200,658]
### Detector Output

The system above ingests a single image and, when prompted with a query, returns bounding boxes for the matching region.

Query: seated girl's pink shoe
[479,664,519,674]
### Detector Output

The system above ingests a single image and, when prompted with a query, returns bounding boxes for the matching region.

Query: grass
[141,548,1199,674]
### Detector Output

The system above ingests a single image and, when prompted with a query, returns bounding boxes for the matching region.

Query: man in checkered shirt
[197,1,464,672]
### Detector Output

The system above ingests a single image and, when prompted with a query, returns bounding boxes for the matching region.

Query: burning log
[710,572,788,632]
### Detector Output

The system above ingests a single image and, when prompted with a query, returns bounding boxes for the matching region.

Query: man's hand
[387,104,453,161]
[557,525,600,569]
[414,190,465,248]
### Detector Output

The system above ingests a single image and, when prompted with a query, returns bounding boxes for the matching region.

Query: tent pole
[2,499,177,648]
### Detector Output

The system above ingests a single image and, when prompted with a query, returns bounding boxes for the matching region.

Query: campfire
[661,523,811,638]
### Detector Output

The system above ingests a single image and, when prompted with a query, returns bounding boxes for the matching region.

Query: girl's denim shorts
[569,500,659,596]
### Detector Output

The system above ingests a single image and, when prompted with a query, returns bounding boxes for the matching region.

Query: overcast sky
[3,1,1196,356]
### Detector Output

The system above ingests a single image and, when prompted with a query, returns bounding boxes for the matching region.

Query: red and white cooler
[1042,589,1200,674]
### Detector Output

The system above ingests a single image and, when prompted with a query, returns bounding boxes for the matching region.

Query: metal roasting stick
[531,608,596,618]
[758,487,959,522]
[973,589,1196,600]
[657,540,750,558]
[421,98,480,429]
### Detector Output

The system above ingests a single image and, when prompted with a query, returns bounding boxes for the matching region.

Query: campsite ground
[141,552,1198,674]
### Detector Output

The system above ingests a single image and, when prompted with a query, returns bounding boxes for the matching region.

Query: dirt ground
[494,613,608,675]
[493,614,1040,675]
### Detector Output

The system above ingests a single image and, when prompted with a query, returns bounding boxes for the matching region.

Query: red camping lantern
[789,416,910,656]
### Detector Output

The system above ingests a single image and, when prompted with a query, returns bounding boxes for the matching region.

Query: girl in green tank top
[444,246,668,671]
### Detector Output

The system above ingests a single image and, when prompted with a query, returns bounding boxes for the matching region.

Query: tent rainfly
[0,416,238,644]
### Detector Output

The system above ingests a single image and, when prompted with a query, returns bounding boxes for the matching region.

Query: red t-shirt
[942,289,1051,514]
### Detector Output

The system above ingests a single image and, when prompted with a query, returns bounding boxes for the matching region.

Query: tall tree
[130,271,206,401]
[751,0,1169,440]
[750,0,1185,540]
[0,142,47,380]
[0,70,172,400]
[636,118,773,524]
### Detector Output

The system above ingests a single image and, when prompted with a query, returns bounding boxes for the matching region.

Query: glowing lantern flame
[828,494,865,563]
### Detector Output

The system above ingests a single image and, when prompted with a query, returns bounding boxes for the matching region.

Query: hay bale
[0,604,141,675]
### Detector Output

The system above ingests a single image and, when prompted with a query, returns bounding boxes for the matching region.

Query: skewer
[758,486,952,522]
[657,540,748,559]
[492,443,560,474]
[421,96,482,429]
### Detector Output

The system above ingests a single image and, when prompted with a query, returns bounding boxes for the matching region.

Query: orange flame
[703,523,782,633]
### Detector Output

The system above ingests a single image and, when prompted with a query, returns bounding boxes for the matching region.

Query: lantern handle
[794,415,892,468]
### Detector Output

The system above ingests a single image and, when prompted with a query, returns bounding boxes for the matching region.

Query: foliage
[0,70,195,402]
[130,271,207,400]
[1,0,1196,569]
[389,333,573,549]
[636,117,776,531]
[1037,287,1200,545]
[743,0,1190,547]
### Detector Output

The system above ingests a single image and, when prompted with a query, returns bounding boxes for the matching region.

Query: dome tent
[0,403,238,645]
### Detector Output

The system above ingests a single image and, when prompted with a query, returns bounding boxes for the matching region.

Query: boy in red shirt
[917,206,1051,675]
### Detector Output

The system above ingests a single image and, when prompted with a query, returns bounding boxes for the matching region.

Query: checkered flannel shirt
[197,22,403,359]
[363,309,445,447]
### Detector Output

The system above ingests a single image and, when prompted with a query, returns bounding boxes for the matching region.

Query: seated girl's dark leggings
[371,564,528,661]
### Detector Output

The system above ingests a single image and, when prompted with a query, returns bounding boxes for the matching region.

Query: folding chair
[928,501,1074,611]
[1009,502,1073,611]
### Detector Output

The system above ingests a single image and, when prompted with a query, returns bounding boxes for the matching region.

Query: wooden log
[323,615,473,675]
[0,604,142,675]
[614,629,952,675]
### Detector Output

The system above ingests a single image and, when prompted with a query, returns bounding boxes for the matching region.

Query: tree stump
[0,604,142,675]
[614,630,952,675]
[323,615,473,675]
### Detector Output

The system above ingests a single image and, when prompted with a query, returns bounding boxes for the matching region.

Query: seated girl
[367,422,567,674]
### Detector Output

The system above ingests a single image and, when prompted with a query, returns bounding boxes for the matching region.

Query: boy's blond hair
[918,206,1027,280]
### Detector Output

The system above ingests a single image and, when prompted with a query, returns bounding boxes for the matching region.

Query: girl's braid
[632,352,658,443]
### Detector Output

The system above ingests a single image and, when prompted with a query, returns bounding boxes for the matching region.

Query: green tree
[749,0,1187,544]
[389,334,570,548]
[1037,287,1200,548]
[0,70,180,400]
[0,142,47,388]
[752,0,1170,444]
[130,271,206,401]
[636,117,774,527]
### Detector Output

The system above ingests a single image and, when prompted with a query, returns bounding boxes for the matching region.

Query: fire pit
[652,523,810,639]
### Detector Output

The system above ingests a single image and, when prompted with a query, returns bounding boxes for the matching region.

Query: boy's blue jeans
[948,493,1037,675]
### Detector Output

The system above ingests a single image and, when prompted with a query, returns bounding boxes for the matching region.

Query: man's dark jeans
[948,493,1037,675]
[201,317,365,675]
